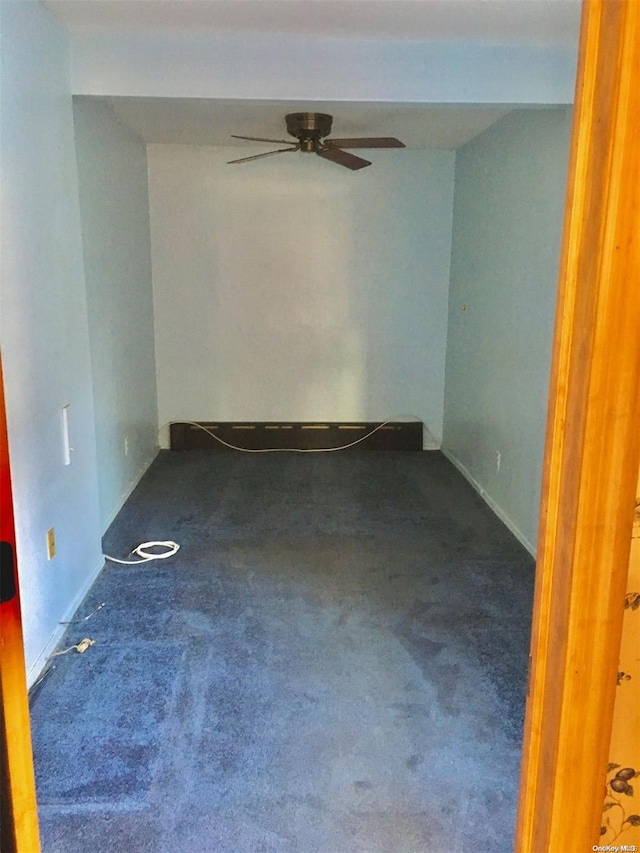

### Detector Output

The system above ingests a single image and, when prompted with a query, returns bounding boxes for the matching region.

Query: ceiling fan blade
[317,147,371,170]
[325,137,405,149]
[231,134,293,145]
[227,146,299,165]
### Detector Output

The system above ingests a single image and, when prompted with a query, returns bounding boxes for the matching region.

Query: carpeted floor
[30,450,535,852]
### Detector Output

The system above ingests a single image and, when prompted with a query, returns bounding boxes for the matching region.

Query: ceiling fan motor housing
[286,113,333,151]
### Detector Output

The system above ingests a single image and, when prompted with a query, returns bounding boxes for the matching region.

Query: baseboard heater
[170,422,423,451]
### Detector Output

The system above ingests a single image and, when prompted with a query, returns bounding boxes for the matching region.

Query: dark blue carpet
[31,451,534,852]
[31,643,182,805]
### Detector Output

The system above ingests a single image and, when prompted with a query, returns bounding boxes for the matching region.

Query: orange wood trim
[515,0,640,849]
[0,355,41,853]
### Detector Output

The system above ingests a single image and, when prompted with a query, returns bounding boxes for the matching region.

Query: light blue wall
[0,1,103,681]
[443,108,573,554]
[147,145,454,445]
[73,98,159,531]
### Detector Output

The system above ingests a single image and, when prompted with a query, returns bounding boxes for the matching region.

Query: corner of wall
[441,447,536,557]
[73,97,159,532]
[443,108,572,556]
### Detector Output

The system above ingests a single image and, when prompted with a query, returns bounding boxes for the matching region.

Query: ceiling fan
[227,112,405,170]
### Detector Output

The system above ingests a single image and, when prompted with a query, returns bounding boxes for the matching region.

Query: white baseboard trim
[27,554,106,689]
[441,448,536,558]
[101,447,160,534]
[28,451,161,689]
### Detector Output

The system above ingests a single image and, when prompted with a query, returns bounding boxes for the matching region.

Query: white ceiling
[100,97,513,149]
[45,0,581,45]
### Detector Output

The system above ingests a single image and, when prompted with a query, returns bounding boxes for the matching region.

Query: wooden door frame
[515,0,640,848]
[0,355,41,852]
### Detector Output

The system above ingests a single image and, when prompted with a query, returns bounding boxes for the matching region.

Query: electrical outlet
[124,435,129,456]
[46,527,56,560]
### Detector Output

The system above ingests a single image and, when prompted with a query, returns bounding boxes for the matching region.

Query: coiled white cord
[103,541,180,565]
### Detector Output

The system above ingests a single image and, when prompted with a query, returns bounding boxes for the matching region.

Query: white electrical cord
[103,540,180,565]
[31,636,98,692]
[51,638,95,657]
[60,602,106,625]
[184,419,420,454]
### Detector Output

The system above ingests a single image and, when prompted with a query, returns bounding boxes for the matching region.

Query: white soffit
[45,0,581,45]
[99,97,514,149]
